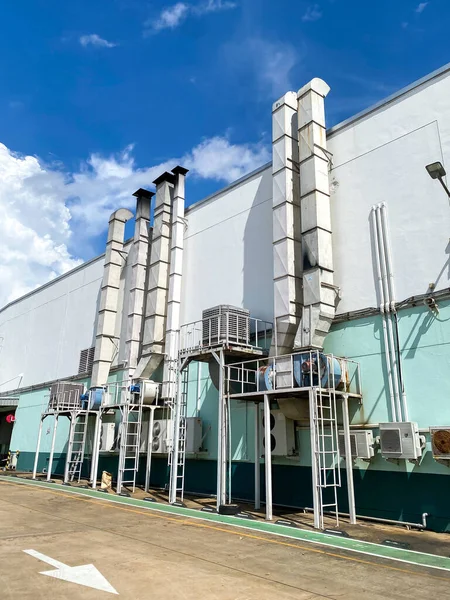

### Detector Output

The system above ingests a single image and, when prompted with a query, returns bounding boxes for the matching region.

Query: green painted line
[2,475,450,574]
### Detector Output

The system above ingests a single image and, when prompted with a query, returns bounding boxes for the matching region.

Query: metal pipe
[372,207,397,422]
[263,394,273,521]
[381,203,409,422]
[228,397,232,504]
[254,403,261,510]
[377,205,402,421]
[145,407,156,493]
[47,415,59,481]
[220,351,227,506]
[301,506,425,530]
[32,418,43,479]
[215,352,223,511]
[342,394,356,524]
[196,362,202,417]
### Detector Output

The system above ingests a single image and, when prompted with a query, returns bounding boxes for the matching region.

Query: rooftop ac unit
[99,422,116,452]
[261,409,296,456]
[430,427,450,460]
[379,422,422,460]
[338,430,374,460]
[202,305,250,347]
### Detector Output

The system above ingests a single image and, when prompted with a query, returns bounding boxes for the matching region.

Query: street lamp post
[426,161,450,198]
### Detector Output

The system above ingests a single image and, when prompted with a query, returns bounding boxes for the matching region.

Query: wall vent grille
[78,347,95,374]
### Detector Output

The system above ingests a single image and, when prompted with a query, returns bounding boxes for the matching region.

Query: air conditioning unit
[379,422,423,460]
[338,430,374,459]
[185,418,203,453]
[99,422,116,452]
[202,305,250,347]
[430,427,450,459]
[261,409,296,456]
[140,419,174,454]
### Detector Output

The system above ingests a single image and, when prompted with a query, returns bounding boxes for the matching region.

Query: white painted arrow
[23,549,119,595]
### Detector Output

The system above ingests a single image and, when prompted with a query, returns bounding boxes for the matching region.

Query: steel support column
[47,415,59,481]
[309,389,321,529]
[254,402,261,510]
[32,417,44,479]
[90,411,102,489]
[145,406,156,493]
[263,394,273,520]
[342,394,356,525]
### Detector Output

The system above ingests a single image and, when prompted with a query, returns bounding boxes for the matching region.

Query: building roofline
[327,61,450,136]
[2,63,449,313]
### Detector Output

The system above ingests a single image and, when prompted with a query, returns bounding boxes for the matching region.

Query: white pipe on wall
[375,205,402,421]
[380,203,409,422]
[371,206,397,422]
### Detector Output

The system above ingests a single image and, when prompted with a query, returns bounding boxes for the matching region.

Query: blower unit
[430,427,450,460]
[379,422,423,460]
[202,305,250,347]
[261,409,296,456]
[338,430,374,459]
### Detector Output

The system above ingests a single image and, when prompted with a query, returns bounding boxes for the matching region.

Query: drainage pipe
[371,207,397,422]
[380,203,409,422]
[375,205,402,421]
[300,506,426,530]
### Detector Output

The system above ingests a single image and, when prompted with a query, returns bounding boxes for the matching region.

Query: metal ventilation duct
[134,173,174,380]
[91,208,133,388]
[125,188,153,375]
[162,166,188,400]
[294,78,335,350]
[270,92,302,356]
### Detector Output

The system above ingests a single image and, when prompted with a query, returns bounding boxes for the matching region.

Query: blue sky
[0,0,449,304]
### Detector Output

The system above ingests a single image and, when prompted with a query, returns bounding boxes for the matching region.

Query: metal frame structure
[225,350,362,527]
[168,312,272,509]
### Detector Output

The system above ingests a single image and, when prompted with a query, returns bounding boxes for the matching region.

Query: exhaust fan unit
[430,427,450,460]
[338,430,374,459]
[379,422,423,460]
[202,305,250,347]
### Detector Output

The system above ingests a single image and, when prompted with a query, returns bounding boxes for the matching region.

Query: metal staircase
[117,402,143,494]
[311,386,341,529]
[65,412,89,482]
[168,365,188,504]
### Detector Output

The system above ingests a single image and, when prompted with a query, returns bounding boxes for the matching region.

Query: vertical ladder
[312,385,341,529]
[168,365,188,503]
[117,401,143,494]
[66,412,90,482]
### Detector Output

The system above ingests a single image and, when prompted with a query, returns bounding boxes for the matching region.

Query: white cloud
[223,37,298,99]
[415,2,428,13]
[0,135,268,306]
[147,0,236,33]
[302,4,322,22]
[79,34,117,48]
[151,3,189,31]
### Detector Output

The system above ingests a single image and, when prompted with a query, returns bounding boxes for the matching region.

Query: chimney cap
[153,172,175,186]
[172,165,189,176]
[132,188,155,199]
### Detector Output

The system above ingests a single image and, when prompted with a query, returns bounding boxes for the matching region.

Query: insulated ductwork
[271,92,302,356]
[125,188,153,375]
[91,208,133,388]
[134,173,174,380]
[162,166,188,400]
[294,78,335,350]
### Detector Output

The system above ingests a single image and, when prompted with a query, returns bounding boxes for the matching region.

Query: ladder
[117,401,143,494]
[311,386,341,529]
[168,365,188,504]
[66,412,89,482]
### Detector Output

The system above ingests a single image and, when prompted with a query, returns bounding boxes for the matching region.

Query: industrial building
[1,62,450,533]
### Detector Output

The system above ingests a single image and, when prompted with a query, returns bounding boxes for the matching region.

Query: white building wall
[0,257,104,391]
[328,69,450,314]
[181,166,274,324]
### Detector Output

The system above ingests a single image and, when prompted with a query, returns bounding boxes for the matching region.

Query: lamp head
[426,161,446,180]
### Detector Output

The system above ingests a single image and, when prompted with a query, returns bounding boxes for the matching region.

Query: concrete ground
[0,478,449,599]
